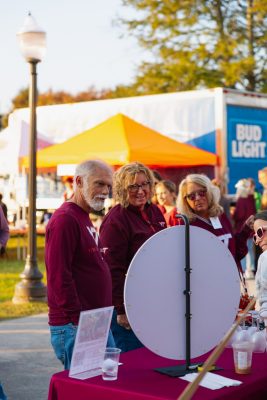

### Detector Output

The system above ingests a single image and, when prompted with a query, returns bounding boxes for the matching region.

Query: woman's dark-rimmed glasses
[128,181,151,193]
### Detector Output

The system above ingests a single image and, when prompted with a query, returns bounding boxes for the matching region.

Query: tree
[12,88,29,109]
[11,86,112,109]
[1,86,113,129]
[120,0,267,93]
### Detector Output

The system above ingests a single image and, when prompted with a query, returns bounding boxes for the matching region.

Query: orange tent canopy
[21,113,217,168]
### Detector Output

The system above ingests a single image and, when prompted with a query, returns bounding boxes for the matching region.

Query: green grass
[0,235,48,321]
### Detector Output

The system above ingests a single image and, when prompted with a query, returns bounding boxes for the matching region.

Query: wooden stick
[178,297,256,400]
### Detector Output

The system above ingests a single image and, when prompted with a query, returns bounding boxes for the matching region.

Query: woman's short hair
[255,210,267,222]
[113,162,155,207]
[177,174,223,221]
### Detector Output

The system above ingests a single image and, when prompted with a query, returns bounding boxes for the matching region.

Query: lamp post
[13,13,47,303]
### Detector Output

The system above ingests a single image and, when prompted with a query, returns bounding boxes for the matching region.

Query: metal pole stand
[155,214,202,377]
[13,61,46,304]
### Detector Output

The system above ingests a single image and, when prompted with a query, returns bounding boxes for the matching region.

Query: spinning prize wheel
[124,225,240,374]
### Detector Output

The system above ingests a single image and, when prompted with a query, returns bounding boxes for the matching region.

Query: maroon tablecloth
[48,347,267,400]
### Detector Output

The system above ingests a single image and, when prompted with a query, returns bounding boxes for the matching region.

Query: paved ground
[0,314,61,400]
[0,279,256,400]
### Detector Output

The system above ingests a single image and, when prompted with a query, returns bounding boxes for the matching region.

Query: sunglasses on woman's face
[253,226,267,244]
[185,189,207,201]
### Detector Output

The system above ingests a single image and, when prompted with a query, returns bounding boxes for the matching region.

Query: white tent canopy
[7,88,217,145]
[0,120,54,175]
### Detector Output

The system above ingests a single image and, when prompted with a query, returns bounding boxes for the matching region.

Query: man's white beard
[82,179,108,211]
[88,197,106,211]
[83,190,106,211]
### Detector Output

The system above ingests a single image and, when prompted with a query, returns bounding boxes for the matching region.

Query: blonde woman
[100,162,166,352]
[170,174,254,269]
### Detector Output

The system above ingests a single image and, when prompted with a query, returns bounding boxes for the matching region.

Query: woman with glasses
[100,162,166,352]
[170,174,254,270]
[254,211,267,329]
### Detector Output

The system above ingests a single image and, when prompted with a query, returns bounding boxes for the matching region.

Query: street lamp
[13,13,47,303]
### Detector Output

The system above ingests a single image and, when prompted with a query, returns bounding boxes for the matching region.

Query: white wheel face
[124,226,240,360]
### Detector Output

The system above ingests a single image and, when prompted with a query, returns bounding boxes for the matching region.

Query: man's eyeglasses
[253,226,267,244]
[185,189,207,201]
[128,181,151,193]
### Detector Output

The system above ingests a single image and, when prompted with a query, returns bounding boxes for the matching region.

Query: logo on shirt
[101,247,108,254]
[86,226,99,246]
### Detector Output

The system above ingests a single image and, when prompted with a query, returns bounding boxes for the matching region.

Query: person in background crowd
[0,171,7,390]
[45,160,115,370]
[7,193,18,226]
[100,162,166,352]
[151,170,163,185]
[62,176,74,201]
[0,206,9,257]
[0,194,7,220]
[155,180,177,227]
[233,179,256,233]
[41,210,53,227]
[258,167,267,210]
[248,177,262,273]
[232,179,256,279]
[248,177,262,212]
[170,174,254,273]
[151,170,163,205]
[257,168,267,272]
[211,178,232,223]
[253,210,267,329]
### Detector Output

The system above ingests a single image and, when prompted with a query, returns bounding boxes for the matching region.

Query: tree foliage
[1,86,113,130]
[120,0,267,94]
[11,86,112,109]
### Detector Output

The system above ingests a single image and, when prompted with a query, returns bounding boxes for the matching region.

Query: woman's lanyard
[194,214,213,226]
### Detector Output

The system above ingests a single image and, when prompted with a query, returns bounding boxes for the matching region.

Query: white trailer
[3,87,267,193]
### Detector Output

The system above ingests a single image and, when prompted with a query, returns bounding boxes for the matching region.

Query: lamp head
[17,12,46,63]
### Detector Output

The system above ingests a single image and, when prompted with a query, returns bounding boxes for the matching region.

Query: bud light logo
[231,124,266,158]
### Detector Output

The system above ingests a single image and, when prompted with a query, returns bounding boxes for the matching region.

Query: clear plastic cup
[226,325,241,348]
[234,327,251,343]
[232,341,253,374]
[101,347,121,381]
[251,330,266,353]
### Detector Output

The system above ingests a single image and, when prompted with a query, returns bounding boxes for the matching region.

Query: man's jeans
[111,310,143,353]
[50,324,115,370]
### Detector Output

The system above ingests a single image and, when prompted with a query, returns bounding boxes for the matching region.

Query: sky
[0,0,147,114]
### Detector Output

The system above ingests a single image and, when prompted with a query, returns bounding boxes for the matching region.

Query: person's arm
[234,215,254,262]
[0,207,9,248]
[100,215,129,316]
[232,198,243,224]
[45,214,81,322]
[255,254,267,327]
